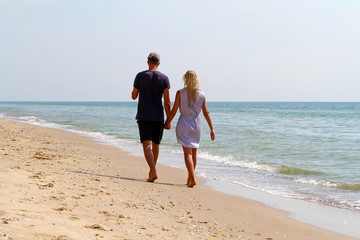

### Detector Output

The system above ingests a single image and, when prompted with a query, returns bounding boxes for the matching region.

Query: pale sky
[1,0,360,102]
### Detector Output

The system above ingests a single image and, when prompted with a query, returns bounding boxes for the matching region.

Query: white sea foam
[294,178,353,190]
[167,149,184,155]
[294,178,338,188]
[294,178,360,192]
[19,116,42,123]
[197,151,277,173]
[18,116,68,130]
[66,127,140,152]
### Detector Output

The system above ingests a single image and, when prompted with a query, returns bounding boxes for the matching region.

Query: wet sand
[0,118,357,240]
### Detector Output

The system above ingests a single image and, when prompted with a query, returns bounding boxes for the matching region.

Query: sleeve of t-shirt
[164,77,170,89]
[133,73,140,89]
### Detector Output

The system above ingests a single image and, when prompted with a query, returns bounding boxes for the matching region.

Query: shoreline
[205,178,360,239]
[0,118,358,239]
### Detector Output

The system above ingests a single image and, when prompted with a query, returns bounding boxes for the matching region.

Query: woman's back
[179,88,204,116]
[176,88,205,148]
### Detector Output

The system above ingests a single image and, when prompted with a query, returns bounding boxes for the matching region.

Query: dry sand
[0,118,356,240]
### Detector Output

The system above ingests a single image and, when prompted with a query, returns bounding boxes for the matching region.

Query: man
[131,52,171,182]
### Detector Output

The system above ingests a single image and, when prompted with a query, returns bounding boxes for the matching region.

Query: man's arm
[131,88,139,100]
[163,88,171,118]
[164,90,180,129]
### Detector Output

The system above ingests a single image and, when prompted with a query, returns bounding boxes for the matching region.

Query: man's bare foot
[147,171,158,182]
[147,176,158,182]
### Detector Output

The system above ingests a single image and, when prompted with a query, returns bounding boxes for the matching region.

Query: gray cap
[147,52,160,62]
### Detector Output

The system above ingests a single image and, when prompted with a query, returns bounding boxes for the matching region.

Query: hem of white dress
[178,140,199,149]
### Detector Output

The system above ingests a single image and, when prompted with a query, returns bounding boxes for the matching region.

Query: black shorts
[137,120,164,144]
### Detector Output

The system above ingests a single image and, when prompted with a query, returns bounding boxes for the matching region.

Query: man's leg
[148,121,163,179]
[152,141,160,166]
[142,140,158,182]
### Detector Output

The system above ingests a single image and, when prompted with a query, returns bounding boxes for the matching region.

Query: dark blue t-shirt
[133,70,170,121]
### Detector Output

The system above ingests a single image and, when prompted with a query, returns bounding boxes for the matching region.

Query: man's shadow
[72,170,185,187]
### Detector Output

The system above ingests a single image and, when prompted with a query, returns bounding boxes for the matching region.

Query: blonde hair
[183,70,200,105]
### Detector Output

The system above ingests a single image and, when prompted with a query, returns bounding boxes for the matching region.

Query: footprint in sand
[69,215,79,221]
[52,235,73,240]
[33,151,55,160]
[85,224,107,231]
[30,172,47,179]
[49,195,65,201]
[38,183,54,189]
[53,207,71,212]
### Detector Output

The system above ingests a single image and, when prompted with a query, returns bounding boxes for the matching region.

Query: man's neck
[147,62,159,71]
[149,66,158,71]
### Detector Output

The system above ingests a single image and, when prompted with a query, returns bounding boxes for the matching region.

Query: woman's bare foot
[187,180,196,188]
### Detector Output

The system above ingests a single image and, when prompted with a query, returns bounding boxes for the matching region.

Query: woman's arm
[164,90,181,129]
[202,98,215,141]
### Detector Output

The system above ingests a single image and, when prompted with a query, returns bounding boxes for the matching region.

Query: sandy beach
[0,118,356,240]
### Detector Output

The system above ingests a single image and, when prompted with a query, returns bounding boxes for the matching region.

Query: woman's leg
[182,146,196,187]
[192,148,197,170]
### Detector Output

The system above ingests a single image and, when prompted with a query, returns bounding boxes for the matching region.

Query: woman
[165,70,215,187]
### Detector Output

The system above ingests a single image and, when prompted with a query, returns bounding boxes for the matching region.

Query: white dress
[175,88,205,148]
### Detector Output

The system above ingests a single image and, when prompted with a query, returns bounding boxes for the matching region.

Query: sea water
[1,101,359,238]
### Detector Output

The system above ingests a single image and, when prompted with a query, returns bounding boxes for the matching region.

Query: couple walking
[131,52,215,187]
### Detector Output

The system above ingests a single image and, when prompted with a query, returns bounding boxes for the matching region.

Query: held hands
[164,120,171,130]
